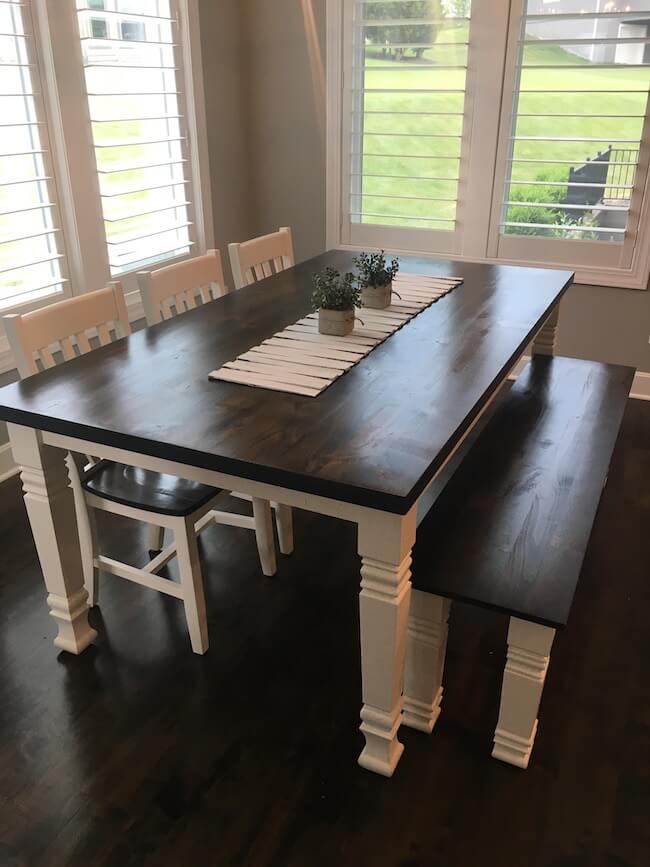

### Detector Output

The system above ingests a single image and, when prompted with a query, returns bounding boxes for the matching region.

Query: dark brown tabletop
[0,251,573,514]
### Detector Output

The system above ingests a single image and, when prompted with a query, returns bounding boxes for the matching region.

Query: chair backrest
[228,226,294,290]
[137,249,228,326]
[3,282,131,379]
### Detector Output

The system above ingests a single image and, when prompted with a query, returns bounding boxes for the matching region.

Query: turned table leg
[403,592,451,734]
[492,617,555,769]
[357,508,416,777]
[8,424,97,654]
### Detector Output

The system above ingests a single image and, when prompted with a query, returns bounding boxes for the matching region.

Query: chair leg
[402,591,451,733]
[252,498,277,577]
[147,524,165,552]
[84,506,100,608]
[273,503,294,555]
[174,516,209,654]
[492,617,556,769]
[66,453,98,608]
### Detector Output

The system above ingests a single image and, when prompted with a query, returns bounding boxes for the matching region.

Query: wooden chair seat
[82,461,221,518]
[403,355,635,767]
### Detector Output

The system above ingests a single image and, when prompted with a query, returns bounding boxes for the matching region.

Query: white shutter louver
[76,0,194,275]
[0,0,68,311]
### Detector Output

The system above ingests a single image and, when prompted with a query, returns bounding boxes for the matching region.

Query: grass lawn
[358,33,650,233]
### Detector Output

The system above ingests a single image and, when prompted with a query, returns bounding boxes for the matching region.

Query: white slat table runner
[209,273,463,397]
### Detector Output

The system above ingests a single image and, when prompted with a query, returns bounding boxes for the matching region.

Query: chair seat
[82,460,221,517]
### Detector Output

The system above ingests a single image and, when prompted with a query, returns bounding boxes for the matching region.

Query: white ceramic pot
[361,281,392,309]
[318,307,354,336]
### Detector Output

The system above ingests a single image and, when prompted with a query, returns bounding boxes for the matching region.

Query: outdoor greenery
[312,267,363,312]
[359,19,650,235]
[354,250,400,287]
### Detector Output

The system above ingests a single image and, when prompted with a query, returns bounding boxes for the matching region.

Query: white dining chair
[228,227,295,290]
[137,251,294,557]
[138,248,229,324]
[3,283,270,655]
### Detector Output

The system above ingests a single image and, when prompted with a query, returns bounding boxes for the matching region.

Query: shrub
[312,267,362,311]
[354,250,400,288]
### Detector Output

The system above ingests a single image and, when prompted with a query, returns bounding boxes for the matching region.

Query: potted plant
[311,267,362,336]
[354,250,400,309]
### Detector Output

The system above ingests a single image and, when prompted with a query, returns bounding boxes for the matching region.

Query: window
[90,17,108,38]
[119,19,146,41]
[0,0,210,330]
[0,0,68,311]
[342,0,474,254]
[331,0,650,287]
[77,0,194,275]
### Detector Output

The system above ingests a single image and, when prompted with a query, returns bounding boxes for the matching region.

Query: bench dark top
[0,251,572,514]
[412,356,635,628]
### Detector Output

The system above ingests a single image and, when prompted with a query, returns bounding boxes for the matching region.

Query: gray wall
[242,0,327,262]
[198,0,251,281]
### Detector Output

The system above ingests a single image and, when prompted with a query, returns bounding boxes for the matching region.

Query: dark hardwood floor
[0,399,648,867]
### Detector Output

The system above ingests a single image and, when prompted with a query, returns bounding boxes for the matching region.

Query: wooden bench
[403,355,635,768]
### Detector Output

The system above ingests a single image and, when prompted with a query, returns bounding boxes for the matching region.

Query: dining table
[0,249,573,777]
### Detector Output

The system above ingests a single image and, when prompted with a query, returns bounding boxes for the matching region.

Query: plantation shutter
[0,0,69,311]
[341,0,475,253]
[76,0,195,275]
[489,0,650,279]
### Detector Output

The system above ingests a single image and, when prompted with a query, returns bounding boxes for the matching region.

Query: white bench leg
[402,592,451,733]
[273,502,294,555]
[493,617,555,769]
[147,524,165,552]
[174,516,209,655]
[252,497,277,577]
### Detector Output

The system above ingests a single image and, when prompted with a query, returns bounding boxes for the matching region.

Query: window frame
[326,0,650,290]
[0,0,213,326]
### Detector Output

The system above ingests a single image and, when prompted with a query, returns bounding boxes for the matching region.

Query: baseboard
[632,371,650,401]
[0,442,19,484]
[509,356,650,400]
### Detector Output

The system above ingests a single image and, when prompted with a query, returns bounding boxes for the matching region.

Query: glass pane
[0,1,66,310]
[351,0,472,231]
[77,0,193,274]
[502,0,650,241]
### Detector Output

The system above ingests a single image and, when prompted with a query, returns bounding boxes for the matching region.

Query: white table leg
[357,507,416,777]
[492,617,556,769]
[532,304,560,356]
[8,424,97,654]
[403,592,451,734]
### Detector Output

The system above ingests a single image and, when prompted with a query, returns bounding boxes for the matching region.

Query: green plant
[311,267,362,312]
[354,250,400,288]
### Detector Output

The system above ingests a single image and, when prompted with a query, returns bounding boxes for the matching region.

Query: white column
[492,617,556,769]
[403,592,451,734]
[357,507,416,777]
[532,304,560,356]
[8,424,97,654]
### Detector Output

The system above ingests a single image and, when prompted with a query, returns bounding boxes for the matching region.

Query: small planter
[362,281,392,310]
[318,307,354,337]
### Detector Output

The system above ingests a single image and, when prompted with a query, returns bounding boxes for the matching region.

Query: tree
[364,1,443,60]
[442,0,470,17]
